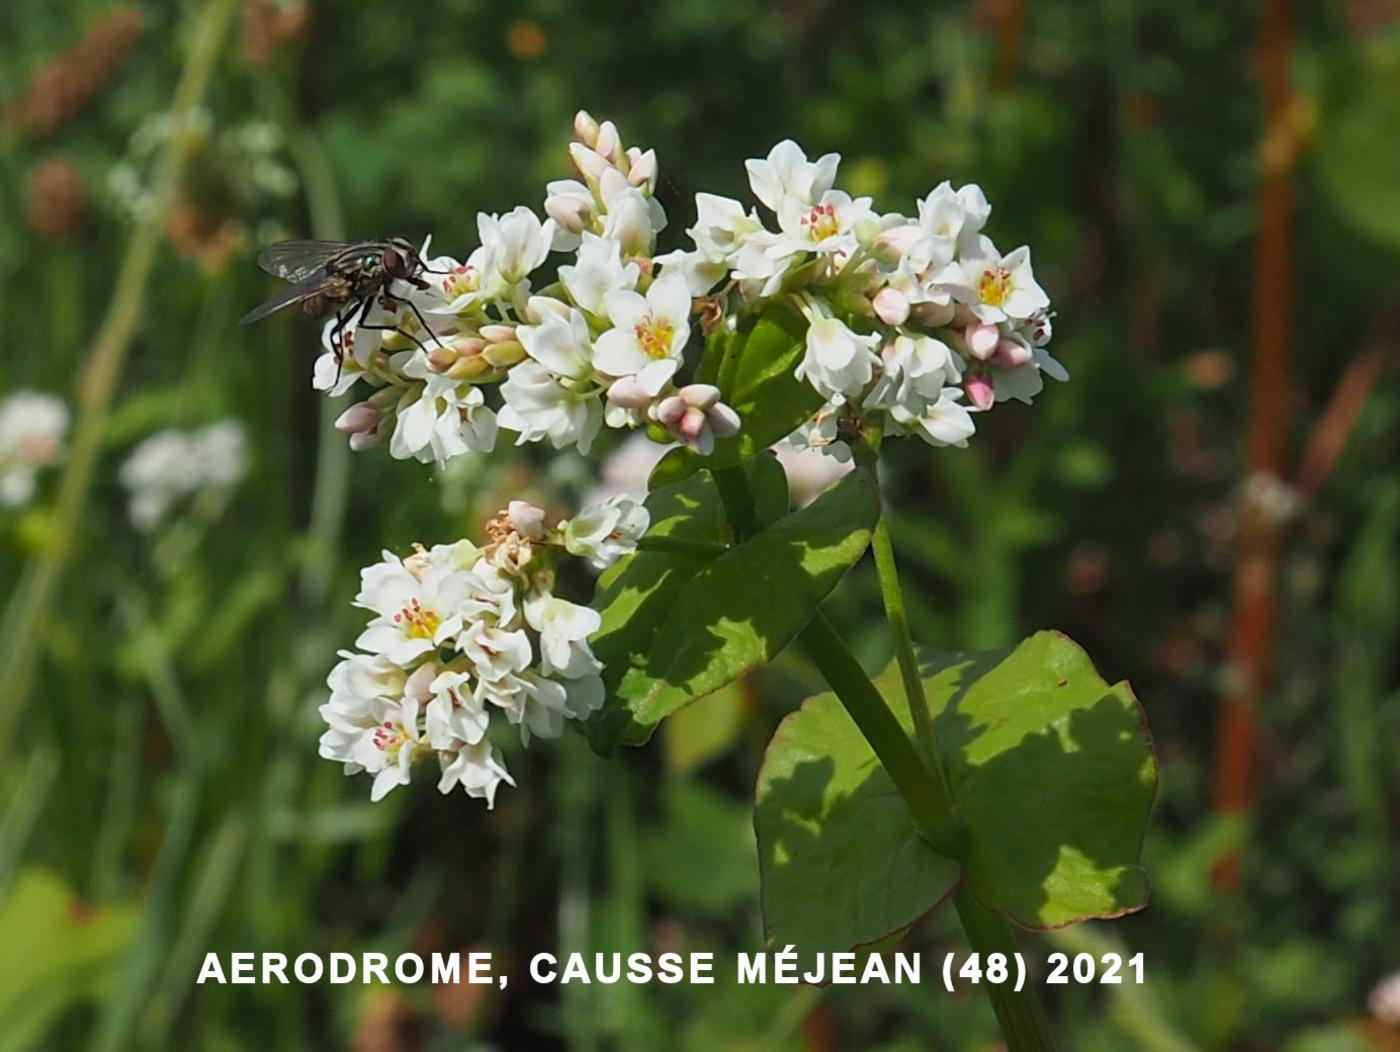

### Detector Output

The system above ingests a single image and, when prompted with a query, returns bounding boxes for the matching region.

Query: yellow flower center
[393,598,441,640]
[801,203,840,242]
[372,720,406,755]
[634,316,675,359]
[442,264,478,297]
[978,265,1014,308]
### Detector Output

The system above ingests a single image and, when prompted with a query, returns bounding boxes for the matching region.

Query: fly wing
[238,271,329,324]
[255,240,350,283]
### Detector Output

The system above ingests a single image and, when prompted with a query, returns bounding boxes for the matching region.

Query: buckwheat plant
[307,113,1156,1050]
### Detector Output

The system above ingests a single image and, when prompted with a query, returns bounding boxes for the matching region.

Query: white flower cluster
[315,114,1062,474]
[319,495,648,804]
[119,420,248,530]
[320,113,735,467]
[0,390,69,507]
[669,139,1066,457]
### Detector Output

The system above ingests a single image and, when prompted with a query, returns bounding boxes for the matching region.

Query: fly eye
[381,247,403,275]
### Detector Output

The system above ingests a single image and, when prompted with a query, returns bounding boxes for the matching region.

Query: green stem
[798,610,957,853]
[712,462,1058,1052]
[871,511,944,784]
[0,0,238,762]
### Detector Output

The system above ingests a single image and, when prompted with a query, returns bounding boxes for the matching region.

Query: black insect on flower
[239,237,441,360]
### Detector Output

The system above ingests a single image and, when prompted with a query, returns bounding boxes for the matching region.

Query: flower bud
[481,340,526,368]
[607,375,653,410]
[569,142,609,184]
[991,338,1032,367]
[446,355,490,380]
[965,323,1000,360]
[334,400,379,435]
[427,348,459,373]
[479,323,516,343]
[545,192,590,233]
[655,395,687,427]
[348,429,383,451]
[507,500,546,540]
[965,372,995,411]
[627,148,658,191]
[912,301,956,328]
[873,223,923,259]
[677,383,720,410]
[573,110,600,147]
[594,120,622,164]
[678,407,706,441]
[708,402,741,438]
[872,287,910,326]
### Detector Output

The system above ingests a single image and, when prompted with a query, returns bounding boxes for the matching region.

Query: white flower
[601,184,663,259]
[498,362,603,453]
[544,178,597,250]
[477,207,556,295]
[562,495,650,570]
[746,140,840,214]
[319,692,423,802]
[354,553,474,667]
[437,739,513,805]
[517,302,596,381]
[688,192,766,265]
[906,388,977,448]
[789,404,852,463]
[593,274,692,396]
[948,243,1050,324]
[390,354,499,465]
[772,438,853,507]
[458,621,533,684]
[525,592,603,679]
[0,390,68,507]
[770,190,874,261]
[794,317,880,404]
[558,233,639,317]
[424,668,491,749]
[118,420,247,529]
[867,333,962,425]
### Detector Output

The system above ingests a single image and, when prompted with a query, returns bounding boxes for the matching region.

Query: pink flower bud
[912,301,956,328]
[991,338,1032,367]
[545,193,590,233]
[594,120,622,164]
[573,110,600,147]
[655,396,687,427]
[607,376,653,409]
[679,407,706,441]
[479,324,516,343]
[965,323,1000,360]
[507,500,546,540]
[348,429,382,452]
[427,348,459,373]
[334,401,379,435]
[873,287,911,326]
[965,372,995,411]
[677,383,720,410]
[707,402,741,438]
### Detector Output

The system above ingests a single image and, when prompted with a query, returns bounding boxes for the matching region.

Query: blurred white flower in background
[1371,973,1400,1026]
[0,390,70,507]
[119,420,248,530]
[772,438,854,508]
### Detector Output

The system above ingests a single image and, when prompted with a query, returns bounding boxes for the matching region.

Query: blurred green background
[2,0,1398,1049]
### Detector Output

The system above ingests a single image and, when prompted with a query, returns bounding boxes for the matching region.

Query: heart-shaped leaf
[756,631,1156,951]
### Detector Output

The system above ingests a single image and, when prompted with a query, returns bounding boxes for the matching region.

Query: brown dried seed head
[26,156,86,239]
[4,8,143,136]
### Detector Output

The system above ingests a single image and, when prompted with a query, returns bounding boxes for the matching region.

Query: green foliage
[0,869,139,1052]
[592,467,879,751]
[757,632,1156,951]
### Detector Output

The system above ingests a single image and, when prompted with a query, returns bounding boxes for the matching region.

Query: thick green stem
[953,888,1058,1051]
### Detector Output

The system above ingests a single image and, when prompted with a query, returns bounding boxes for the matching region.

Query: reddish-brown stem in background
[1209,0,1296,892]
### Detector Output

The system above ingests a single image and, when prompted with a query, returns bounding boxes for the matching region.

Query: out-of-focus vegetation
[1,0,1397,1049]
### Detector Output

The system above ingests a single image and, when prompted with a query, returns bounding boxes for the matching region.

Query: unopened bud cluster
[319,496,647,803]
